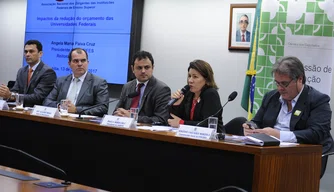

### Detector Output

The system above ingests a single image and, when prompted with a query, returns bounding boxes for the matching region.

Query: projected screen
[24,0,136,84]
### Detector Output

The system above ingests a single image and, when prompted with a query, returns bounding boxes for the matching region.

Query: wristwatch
[7,92,16,102]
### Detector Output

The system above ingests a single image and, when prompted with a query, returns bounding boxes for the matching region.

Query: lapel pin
[294,110,301,116]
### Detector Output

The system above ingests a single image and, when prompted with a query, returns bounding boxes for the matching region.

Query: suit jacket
[43,72,109,117]
[11,61,56,107]
[170,87,223,132]
[252,85,333,153]
[236,30,251,42]
[115,76,171,124]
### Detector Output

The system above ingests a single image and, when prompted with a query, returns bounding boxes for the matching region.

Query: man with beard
[114,50,171,124]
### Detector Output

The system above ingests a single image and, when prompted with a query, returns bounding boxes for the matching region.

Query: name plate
[31,105,60,118]
[176,125,214,141]
[100,115,133,128]
[0,100,9,110]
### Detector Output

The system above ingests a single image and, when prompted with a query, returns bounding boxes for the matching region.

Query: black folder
[244,133,280,146]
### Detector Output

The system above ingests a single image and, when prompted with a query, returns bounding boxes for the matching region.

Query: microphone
[77,99,119,119]
[166,85,190,108]
[0,144,71,185]
[196,91,238,127]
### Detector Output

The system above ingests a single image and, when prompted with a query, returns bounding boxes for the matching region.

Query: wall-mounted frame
[228,4,257,50]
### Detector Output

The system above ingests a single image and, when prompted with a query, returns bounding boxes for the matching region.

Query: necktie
[130,83,144,108]
[242,34,245,42]
[67,78,80,104]
[27,68,33,85]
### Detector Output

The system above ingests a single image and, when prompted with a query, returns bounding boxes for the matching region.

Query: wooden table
[0,165,108,191]
[0,110,322,192]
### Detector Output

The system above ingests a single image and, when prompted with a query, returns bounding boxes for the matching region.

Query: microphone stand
[196,100,229,127]
[0,144,71,185]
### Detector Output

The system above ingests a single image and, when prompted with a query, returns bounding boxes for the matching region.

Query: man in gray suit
[43,48,109,117]
[114,51,171,124]
[0,40,56,107]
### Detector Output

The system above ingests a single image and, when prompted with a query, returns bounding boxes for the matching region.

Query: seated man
[43,48,109,117]
[0,40,56,107]
[242,56,333,175]
[114,50,171,124]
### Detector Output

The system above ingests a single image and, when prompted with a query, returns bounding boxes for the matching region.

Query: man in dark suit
[236,14,251,42]
[114,51,171,124]
[243,56,333,154]
[43,48,109,117]
[0,40,56,107]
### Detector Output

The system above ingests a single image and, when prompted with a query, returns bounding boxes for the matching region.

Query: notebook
[244,133,280,146]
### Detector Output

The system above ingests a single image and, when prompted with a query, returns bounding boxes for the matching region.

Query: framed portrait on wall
[228,4,257,50]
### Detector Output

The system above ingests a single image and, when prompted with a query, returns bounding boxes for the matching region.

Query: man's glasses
[274,79,294,88]
[239,20,249,24]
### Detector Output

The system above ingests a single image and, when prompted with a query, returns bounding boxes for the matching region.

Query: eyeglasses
[239,20,249,24]
[274,79,294,88]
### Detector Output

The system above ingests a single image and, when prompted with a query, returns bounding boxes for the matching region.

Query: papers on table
[67,113,98,119]
[279,142,299,147]
[224,135,298,147]
[224,135,246,142]
[137,125,175,132]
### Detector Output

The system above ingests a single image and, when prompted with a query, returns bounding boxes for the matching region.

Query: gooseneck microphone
[196,91,238,127]
[77,99,119,119]
[0,144,71,185]
[166,85,190,108]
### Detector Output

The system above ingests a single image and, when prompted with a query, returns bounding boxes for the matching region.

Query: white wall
[0,0,26,85]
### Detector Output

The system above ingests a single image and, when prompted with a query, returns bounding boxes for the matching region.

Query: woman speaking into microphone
[168,60,223,132]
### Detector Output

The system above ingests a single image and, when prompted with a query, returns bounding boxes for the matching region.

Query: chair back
[224,117,247,136]
[7,81,15,89]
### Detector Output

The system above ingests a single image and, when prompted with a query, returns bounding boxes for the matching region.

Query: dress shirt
[274,85,304,142]
[66,72,88,105]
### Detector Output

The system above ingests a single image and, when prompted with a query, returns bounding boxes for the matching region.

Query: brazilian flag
[241,1,262,120]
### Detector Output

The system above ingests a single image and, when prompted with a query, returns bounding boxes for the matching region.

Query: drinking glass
[130,108,139,128]
[15,94,24,109]
[59,99,69,116]
[208,117,218,140]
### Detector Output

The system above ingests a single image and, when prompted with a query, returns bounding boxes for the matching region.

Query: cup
[208,117,218,140]
[15,94,24,109]
[59,99,69,115]
[130,108,139,128]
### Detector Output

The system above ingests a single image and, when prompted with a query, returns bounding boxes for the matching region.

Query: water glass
[15,94,24,109]
[208,117,218,140]
[59,99,69,115]
[130,108,139,128]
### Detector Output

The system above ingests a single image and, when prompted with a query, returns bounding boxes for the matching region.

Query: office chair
[320,151,334,179]
[7,81,15,89]
[223,117,247,135]
[212,186,248,192]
